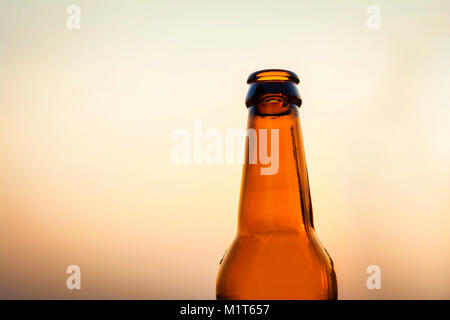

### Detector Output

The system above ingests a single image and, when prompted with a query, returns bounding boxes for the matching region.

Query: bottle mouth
[245,69,302,108]
[247,69,300,84]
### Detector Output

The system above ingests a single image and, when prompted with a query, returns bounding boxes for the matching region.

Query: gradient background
[1,0,449,299]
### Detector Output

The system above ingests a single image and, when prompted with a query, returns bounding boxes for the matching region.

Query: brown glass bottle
[216,69,337,300]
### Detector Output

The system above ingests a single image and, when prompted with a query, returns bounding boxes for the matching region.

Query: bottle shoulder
[219,230,334,276]
[216,230,337,299]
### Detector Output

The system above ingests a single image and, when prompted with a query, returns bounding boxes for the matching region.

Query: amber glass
[216,69,337,300]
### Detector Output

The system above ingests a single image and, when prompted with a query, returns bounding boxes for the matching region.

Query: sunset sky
[0,0,449,299]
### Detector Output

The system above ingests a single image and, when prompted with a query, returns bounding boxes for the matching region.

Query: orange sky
[0,0,449,299]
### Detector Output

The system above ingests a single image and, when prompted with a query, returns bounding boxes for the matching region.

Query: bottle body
[217,230,337,300]
[216,70,337,300]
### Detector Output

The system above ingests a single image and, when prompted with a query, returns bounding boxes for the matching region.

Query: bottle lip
[245,81,302,108]
[247,69,300,84]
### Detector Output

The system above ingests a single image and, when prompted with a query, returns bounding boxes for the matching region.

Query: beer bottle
[216,69,337,300]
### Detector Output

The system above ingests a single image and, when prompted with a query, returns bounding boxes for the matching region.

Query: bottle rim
[247,69,300,84]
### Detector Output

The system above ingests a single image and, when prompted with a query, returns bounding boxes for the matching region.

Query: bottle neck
[237,103,314,235]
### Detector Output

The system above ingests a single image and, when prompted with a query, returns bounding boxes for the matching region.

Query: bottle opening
[247,69,300,84]
[246,69,302,108]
